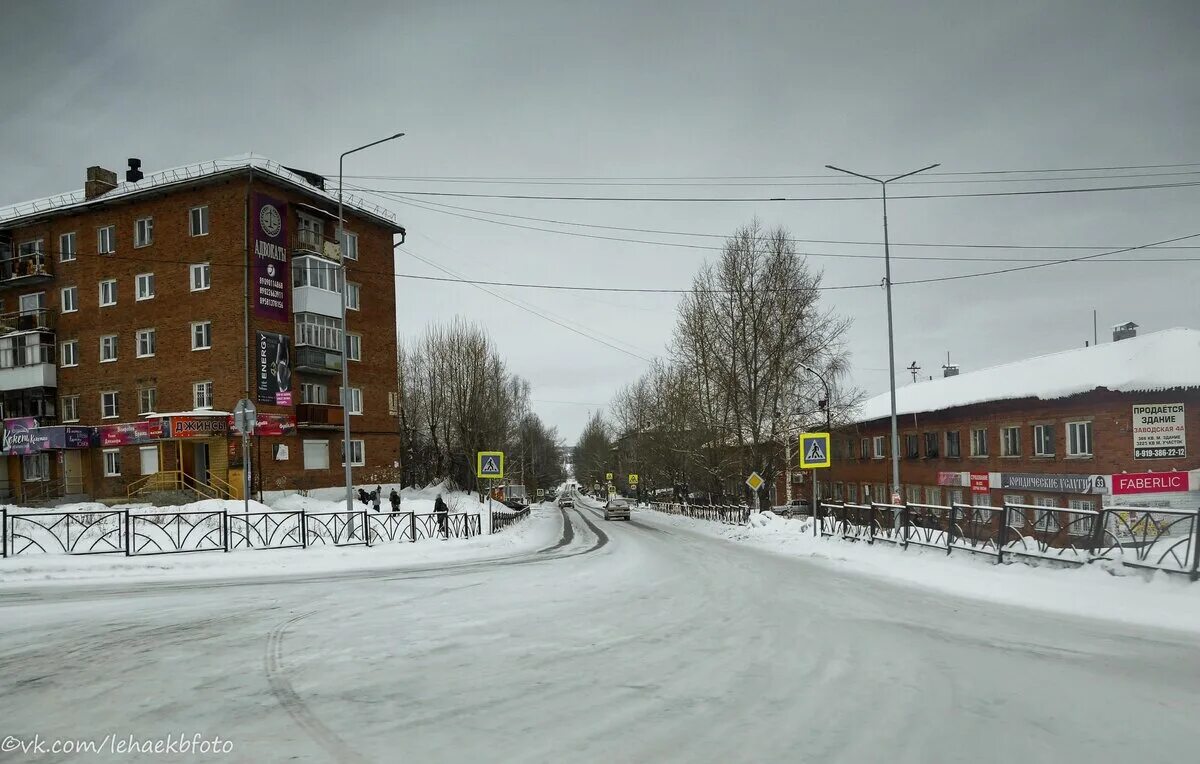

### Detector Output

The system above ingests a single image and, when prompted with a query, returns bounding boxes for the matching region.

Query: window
[101,390,119,419]
[1033,424,1054,457]
[388,391,399,416]
[103,448,122,477]
[922,432,939,459]
[1067,421,1093,457]
[945,431,961,458]
[136,273,155,300]
[970,428,988,457]
[303,440,330,470]
[1034,496,1060,532]
[60,340,78,367]
[342,439,365,467]
[98,225,116,254]
[861,484,872,502]
[193,380,213,410]
[1001,426,1021,457]
[346,333,362,362]
[295,313,342,351]
[833,483,844,501]
[300,382,328,405]
[340,387,363,415]
[1003,494,1025,507]
[189,205,209,237]
[859,438,869,460]
[134,217,154,248]
[60,286,77,313]
[60,395,79,423]
[947,488,963,507]
[190,262,211,291]
[872,436,885,458]
[846,483,858,503]
[191,321,212,350]
[292,256,344,293]
[139,387,157,415]
[971,492,994,520]
[99,279,117,307]
[904,434,919,459]
[23,453,50,482]
[927,487,942,506]
[346,282,361,310]
[136,328,156,358]
[905,485,921,504]
[59,232,76,262]
[1067,499,1095,537]
[100,334,118,362]
[341,231,359,261]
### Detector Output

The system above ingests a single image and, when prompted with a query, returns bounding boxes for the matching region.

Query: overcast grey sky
[2,0,1198,442]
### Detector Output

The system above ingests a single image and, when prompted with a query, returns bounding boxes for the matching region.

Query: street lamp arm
[825,164,882,184]
[340,133,407,164]
[883,163,941,184]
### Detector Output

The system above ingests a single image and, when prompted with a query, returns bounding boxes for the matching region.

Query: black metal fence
[650,502,751,526]
[649,500,1200,580]
[0,506,484,558]
[492,507,531,533]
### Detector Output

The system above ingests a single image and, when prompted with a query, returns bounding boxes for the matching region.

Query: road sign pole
[243,431,250,515]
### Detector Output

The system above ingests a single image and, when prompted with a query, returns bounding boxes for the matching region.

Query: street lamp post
[339,132,405,514]
[824,163,938,504]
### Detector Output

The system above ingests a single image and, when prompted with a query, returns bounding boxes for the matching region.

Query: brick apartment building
[0,155,405,502]
[826,326,1200,516]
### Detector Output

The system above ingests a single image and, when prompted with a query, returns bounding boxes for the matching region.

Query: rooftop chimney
[126,158,143,183]
[1113,321,1138,342]
[84,166,118,200]
[942,364,960,378]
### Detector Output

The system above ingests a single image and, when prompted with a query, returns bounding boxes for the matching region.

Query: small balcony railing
[293,230,340,260]
[295,345,343,375]
[297,403,345,428]
[0,309,55,336]
[0,252,53,288]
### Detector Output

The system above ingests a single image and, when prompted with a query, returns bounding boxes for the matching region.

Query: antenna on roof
[907,361,921,382]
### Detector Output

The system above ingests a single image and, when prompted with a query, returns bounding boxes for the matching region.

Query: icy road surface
[2,503,1198,763]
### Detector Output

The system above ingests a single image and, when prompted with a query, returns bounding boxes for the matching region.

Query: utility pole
[825,162,939,504]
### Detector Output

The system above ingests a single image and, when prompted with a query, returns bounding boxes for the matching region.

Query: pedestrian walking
[389,488,401,512]
[434,493,449,538]
[357,487,370,507]
[371,487,382,513]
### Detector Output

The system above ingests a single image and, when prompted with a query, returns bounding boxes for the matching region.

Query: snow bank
[641,509,1200,635]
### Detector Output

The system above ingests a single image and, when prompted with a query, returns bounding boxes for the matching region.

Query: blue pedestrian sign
[476,451,505,479]
[799,433,831,469]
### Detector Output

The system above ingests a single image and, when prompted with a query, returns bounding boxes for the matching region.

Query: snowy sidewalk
[637,507,1200,635]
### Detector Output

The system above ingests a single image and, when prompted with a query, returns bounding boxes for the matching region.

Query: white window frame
[1000,426,1020,457]
[134,217,154,248]
[60,286,77,313]
[139,387,157,415]
[303,440,330,470]
[300,382,328,405]
[190,262,211,291]
[1067,498,1096,537]
[189,205,209,237]
[191,321,212,351]
[60,395,79,423]
[136,328,156,358]
[905,485,921,504]
[135,272,155,301]
[60,340,78,368]
[970,428,988,457]
[926,487,942,506]
[342,438,365,467]
[1033,424,1055,457]
[98,225,116,254]
[99,279,117,307]
[23,453,50,482]
[1066,421,1093,457]
[294,312,343,352]
[59,232,76,263]
[99,334,118,363]
[101,390,119,420]
[103,448,122,477]
[193,380,214,410]
[945,431,961,458]
[341,231,359,261]
[1034,496,1061,532]
[872,435,885,459]
[346,333,362,362]
[341,387,363,415]
[346,281,361,310]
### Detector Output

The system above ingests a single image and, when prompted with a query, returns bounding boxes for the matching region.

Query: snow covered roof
[0,153,399,230]
[855,328,1200,423]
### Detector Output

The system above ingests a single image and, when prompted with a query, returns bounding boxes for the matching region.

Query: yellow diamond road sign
[745,471,765,491]
[799,433,831,469]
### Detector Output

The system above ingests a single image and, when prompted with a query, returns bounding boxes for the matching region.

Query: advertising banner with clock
[252,193,290,321]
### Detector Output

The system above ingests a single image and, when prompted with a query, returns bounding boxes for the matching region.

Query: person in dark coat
[434,494,449,538]
[357,488,370,507]
[389,488,401,512]
[371,487,382,513]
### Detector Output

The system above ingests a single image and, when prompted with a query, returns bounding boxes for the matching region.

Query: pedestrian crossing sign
[476,451,505,479]
[799,433,831,469]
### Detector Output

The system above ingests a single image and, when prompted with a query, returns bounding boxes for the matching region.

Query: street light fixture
[824,162,938,504]
[338,132,405,513]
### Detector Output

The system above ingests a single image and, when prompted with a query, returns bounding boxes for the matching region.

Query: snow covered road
[2,503,1198,763]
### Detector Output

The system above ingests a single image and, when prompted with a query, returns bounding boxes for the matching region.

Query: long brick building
[826,326,1200,515]
[0,155,405,502]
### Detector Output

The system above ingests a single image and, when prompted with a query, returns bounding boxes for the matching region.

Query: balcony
[295,345,343,375]
[293,230,341,261]
[297,403,345,429]
[0,252,53,291]
[0,342,55,392]
[0,309,55,336]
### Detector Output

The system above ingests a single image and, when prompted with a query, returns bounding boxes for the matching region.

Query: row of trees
[579,220,860,504]
[398,318,565,493]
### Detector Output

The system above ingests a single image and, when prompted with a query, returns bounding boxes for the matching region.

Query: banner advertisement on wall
[96,421,161,447]
[1132,403,1186,459]
[167,416,228,439]
[252,193,290,321]
[256,331,294,406]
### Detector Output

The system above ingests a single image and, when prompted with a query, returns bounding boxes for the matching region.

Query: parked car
[605,496,631,521]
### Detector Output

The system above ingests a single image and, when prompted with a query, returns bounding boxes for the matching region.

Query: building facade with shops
[826,327,1200,517]
[0,156,405,502]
